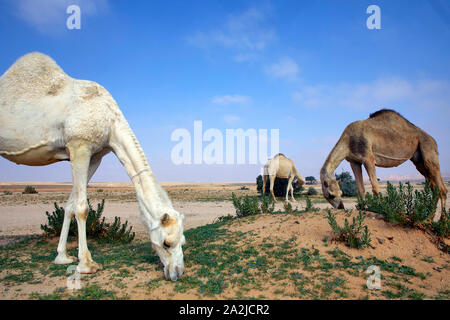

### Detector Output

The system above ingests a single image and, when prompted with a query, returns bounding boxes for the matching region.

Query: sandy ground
[0,181,448,239]
[0,181,449,300]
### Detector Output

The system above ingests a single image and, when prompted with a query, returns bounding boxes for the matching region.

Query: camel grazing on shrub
[263,153,306,202]
[320,109,447,221]
[0,52,185,281]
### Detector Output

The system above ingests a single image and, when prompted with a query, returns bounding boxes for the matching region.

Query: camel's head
[321,176,344,209]
[148,210,185,281]
[294,177,306,188]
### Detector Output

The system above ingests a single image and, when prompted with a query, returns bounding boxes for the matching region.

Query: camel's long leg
[54,191,76,264]
[66,141,102,273]
[55,153,103,265]
[412,150,447,220]
[269,175,277,202]
[363,159,380,195]
[286,175,295,202]
[350,162,365,198]
[290,180,295,201]
[262,175,268,195]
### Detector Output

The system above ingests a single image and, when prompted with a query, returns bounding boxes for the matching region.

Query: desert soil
[0,181,448,300]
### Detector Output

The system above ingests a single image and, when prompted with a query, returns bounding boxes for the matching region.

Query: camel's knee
[74,200,89,221]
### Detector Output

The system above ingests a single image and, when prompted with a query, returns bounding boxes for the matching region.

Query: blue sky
[0,0,449,182]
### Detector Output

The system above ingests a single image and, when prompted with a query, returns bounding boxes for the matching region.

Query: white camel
[0,52,185,281]
[263,153,306,202]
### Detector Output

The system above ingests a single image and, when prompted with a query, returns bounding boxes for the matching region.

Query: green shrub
[232,193,260,217]
[231,193,274,217]
[327,210,371,249]
[307,187,318,196]
[356,181,438,228]
[260,195,275,214]
[41,202,76,237]
[2,191,12,195]
[305,196,317,212]
[335,172,357,197]
[431,209,450,239]
[40,199,135,244]
[23,185,38,194]
[256,175,263,193]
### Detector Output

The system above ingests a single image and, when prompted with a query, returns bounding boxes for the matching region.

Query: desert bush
[256,175,263,193]
[327,210,371,249]
[335,172,357,197]
[41,199,135,243]
[356,181,438,228]
[260,195,275,214]
[232,193,260,217]
[23,185,38,194]
[307,187,318,196]
[304,196,317,212]
[232,193,274,217]
[431,209,450,240]
[2,191,12,195]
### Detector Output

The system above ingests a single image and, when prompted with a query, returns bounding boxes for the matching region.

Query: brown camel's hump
[368,108,417,128]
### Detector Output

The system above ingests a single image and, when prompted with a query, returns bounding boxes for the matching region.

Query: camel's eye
[163,241,171,249]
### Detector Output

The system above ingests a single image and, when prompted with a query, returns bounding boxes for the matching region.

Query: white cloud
[187,7,276,52]
[264,57,299,81]
[211,94,251,105]
[10,0,109,33]
[292,77,450,112]
[223,114,241,125]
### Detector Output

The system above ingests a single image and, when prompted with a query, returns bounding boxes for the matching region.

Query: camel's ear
[161,213,171,226]
[337,178,341,185]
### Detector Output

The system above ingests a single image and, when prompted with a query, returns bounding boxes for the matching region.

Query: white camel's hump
[0,52,121,157]
[0,52,69,100]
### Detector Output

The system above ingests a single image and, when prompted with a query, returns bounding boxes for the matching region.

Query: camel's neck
[320,137,348,181]
[292,166,305,183]
[109,116,168,226]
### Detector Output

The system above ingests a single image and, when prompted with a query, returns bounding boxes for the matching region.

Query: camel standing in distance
[263,153,306,202]
[0,52,185,281]
[320,109,447,221]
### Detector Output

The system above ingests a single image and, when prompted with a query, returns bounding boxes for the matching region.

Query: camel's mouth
[328,197,344,210]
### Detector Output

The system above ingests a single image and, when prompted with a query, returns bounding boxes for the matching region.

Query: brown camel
[263,153,306,202]
[320,109,447,221]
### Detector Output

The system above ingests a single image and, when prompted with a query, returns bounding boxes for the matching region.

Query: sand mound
[0,210,448,300]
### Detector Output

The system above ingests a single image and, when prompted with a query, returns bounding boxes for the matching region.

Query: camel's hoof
[76,261,103,274]
[54,254,78,265]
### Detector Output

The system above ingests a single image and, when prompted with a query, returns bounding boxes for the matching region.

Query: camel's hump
[0,52,69,98]
[368,108,417,128]
[2,52,66,77]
